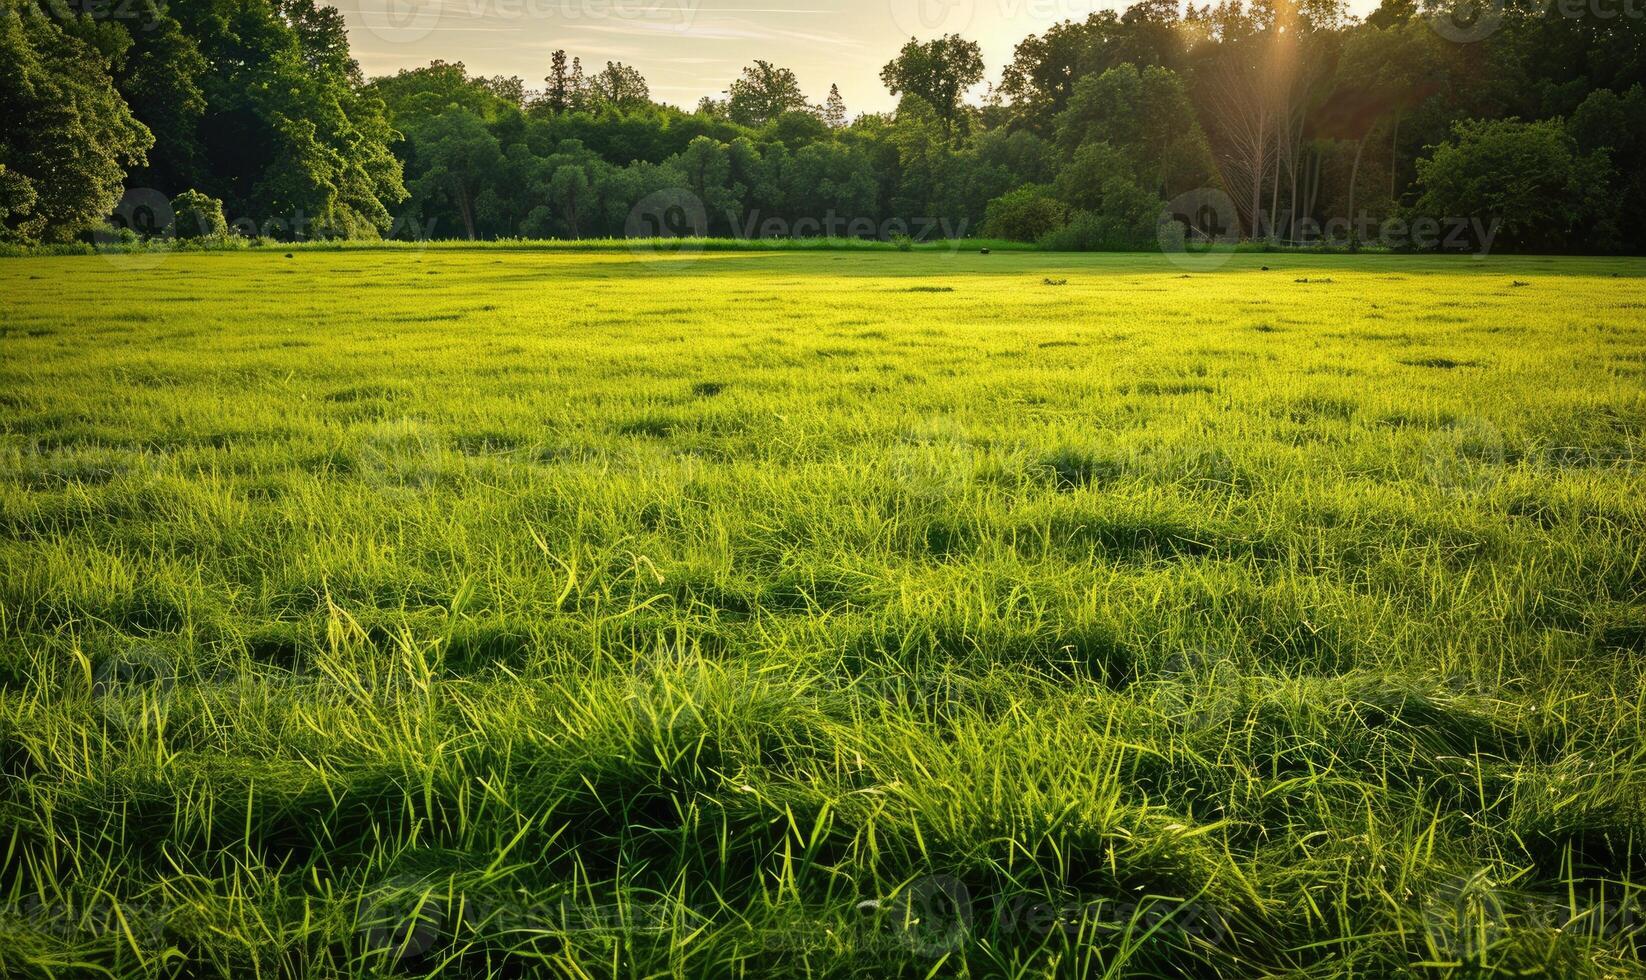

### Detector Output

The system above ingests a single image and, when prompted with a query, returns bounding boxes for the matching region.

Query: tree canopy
[2,0,1642,252]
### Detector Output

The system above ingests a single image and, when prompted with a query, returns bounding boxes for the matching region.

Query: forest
[2,0,1643,252]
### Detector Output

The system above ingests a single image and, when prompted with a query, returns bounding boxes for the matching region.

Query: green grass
[1,249,1643,977]
[0,235,1042,259]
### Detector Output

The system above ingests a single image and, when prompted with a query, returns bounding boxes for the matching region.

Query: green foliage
[1411,118,1614,252]
[997,14,1130,126]
[1054,63,1213,198]
[169,188,226,240]
[585,61,650,112]
[1567,85,1646,253]
[0,164,40,241]
[0,0,152,243]
[728,61,811,128]
[1038,208,1156,251]
[3,0,1642,252]
[880,34,984,136]
[1045,142,1163,249]
[983,184,1066,242]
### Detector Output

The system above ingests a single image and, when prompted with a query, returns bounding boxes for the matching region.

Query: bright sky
[333,0,1376,116]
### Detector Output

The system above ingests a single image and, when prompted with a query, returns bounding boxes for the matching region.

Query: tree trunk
[1390,112,1402,204]
[1347,137,1366,251]
[1250,137,1265,240]
[1305,150,1321,227]
[457,183,476,240]
[1289,143,1300,245]
[1270,120,1284,242]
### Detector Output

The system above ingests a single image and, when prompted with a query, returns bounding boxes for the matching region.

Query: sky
[331,0,1375,116]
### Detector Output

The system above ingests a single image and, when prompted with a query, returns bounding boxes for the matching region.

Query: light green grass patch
[1,250,1644,977]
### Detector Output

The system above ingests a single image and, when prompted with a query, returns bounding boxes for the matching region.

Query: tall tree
[1053,63,1213,199]
[823,84,847,128]
[586,61,649,111]
[0,0,153,242]
[727,61,811,127]
[404,109,501,239]
[548,165,589,238]
[127,0,406,237]
[881,35,985,137]
[545,50,572,114]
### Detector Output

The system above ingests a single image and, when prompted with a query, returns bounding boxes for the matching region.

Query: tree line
[2,0,1642,252]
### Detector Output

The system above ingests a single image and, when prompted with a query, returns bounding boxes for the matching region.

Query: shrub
[1038,209,1157,252]
[982,184,1066,243]
[171,189,228,241]
[1409,118,1614,253]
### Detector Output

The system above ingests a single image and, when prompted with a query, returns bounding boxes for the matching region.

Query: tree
[548,165,590,238]
[587,62,649,111]
[1568,85,1646,252]
[1053,63,1213,198]
[669,136,739,234]
[405,109,501,239]
[1313,18,1439,244]
[1053,141,1159,221]
[0,0,153,242]
[823,84,847,128]
[569,58,588,111]
[0,165,39,239]
[134,0,404,238]
[996,14,1125,127]
[107,9,209,197]
[881,35,984,137]
[1410,117,1612,252]
[483,75,525,107]
[369,61,520,124]
[727,61,810,127]
[545,50,572,113]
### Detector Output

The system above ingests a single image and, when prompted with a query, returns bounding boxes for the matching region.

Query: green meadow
[2,248,1644,977]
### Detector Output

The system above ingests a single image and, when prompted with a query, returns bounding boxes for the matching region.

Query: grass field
[2,248,1644,977]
